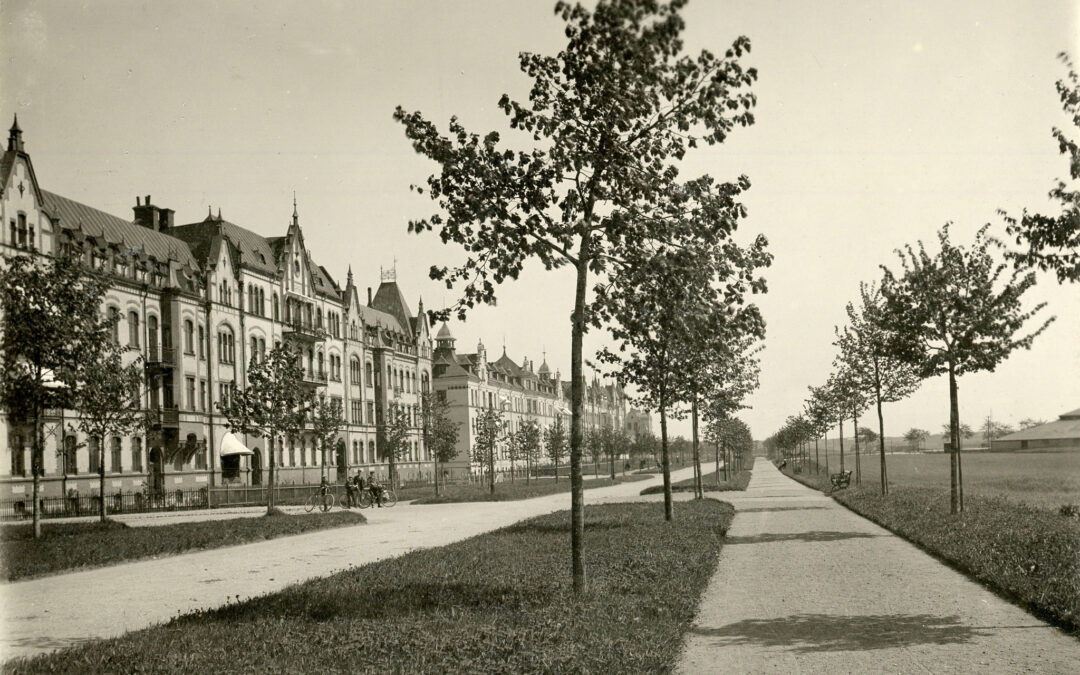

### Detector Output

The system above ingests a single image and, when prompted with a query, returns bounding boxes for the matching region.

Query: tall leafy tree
[473,407,504,494]
[1002,53,1080,283]
[419,392,461,495]
[903,428,930,451]
[217,346,307,514]
[0,251,112,538]
[309,394,344,483]
[380,407,413,488]
[518,418,543,482]
[840,283,921,494]
[396,0,758,591]
[72,341,144,521]
[804,385,833,475]
[545,416,568,482]
[880,224,1053,512]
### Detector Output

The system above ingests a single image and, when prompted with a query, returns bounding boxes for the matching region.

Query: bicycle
[357,486,397,509]
[304,489,335,513]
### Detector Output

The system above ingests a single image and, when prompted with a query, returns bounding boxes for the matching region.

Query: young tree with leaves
[880,224,1053,512]
[396,0,759,591]
[474,407,504,494]
[72,341,144,521]
[380,407,413,488]
[1002,53,1080,283]
[518,418,543,482]
[0,251,112,538]
[309,394,344,483]
[420,392,461,495]
[903,428,930,451]
[840,282,921,494]
[545,416,568,483]
[217,346,307,514]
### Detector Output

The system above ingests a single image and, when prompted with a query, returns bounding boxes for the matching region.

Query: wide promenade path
[0,468,695,663]
[677,461,1079,674]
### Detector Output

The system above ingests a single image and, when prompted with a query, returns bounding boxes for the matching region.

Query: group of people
[342,470,385,508]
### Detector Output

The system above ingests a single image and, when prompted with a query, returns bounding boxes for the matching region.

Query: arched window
[317,352,325,377]
[184,320,194,354]
[352,440,359,464]
[368,440,376,464]
[272,294,280,321]
[64,436,78,475]
[108,307,120,343]
[111,437,123,473]
[128,311,140,347]
[366,362,374,387]
[219,326,235,364]
[258,338,266,359]
[350,358,362,388]
[259,288,266,316]
[131,436,143,472]
[148,315,159,352]
[250,336,259,364]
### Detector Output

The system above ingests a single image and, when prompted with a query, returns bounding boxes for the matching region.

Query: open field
[799,447,1080,509]
[4,501,733,674]
[0,510,366,582]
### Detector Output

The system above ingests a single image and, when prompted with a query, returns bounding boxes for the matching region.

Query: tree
[473,407,504,494]
[217,346,307,514]
[420,392,461,495]
[804,384,834,475]
[1018,417,1047,430]
[880,224,1054,512]
[856,427,878,446]
[0,251,113,538]
[380,406,413,488]
[545,417,567,482]
[585,428,603,478]
[1002,53,1080,283]
[903,428,930,452]
[309,394,344,483]
[981,418,1014,448]
[516,418,543,482]
[72,341,144,521]
[396,0,759,592]
[939,422,975,443]
[842,282,921,494]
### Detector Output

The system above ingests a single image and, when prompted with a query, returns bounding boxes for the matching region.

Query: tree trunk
[814,436,820,475]
[948,363,962,513]
[660,400,672,522]
[609,439,615,480]
[824,430,829,476]
[32,407,43,539]
[714,439,721,488]
[569,252,589,593]
[488,438,495,495]
[267,431,275,513]
[874,358,888,496]
[722,437,729,482]
[99,438,107,522]
[691,396,702,499]
[838,418,845,472]
[853,407,861,486]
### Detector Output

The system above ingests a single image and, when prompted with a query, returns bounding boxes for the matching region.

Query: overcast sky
[3,0,1078,440]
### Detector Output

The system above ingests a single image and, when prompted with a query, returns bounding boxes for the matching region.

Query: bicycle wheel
[381,489,398,507]
[304,494,317,513]
[320,493,335,512]
[358,489,372,509]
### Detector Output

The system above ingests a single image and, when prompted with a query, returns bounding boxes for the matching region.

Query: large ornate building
[0,119,433,505]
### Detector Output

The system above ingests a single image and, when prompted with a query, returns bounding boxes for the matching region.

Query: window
[9,434,25,476]
[186,377,196,411]
[89,437,100,473]
[200,380,207,412]
[195,441,207,470]
[64,436,78,475]
[350,358,362,388]
[258,338,266,360]
[351,401,362,425]
[108,307,120,344]
[288,440,296,466]
[16,213,28,248]
[198,325,206,360]
[259,288,266,316]
[111,437,123,473]
[250,336,258,364]
[184,320,194,354]
[366,401,375,425]
[128,311,140,347]
[368,440,376,464]
[353,440,359,464]
[218,327,235,364]
[272,294,280,321]
[366,362,374,387]
[300,438,307,466]
[131,437,143,472]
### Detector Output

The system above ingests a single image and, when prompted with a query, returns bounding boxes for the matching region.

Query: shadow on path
[724,531,886,545]
[690,613,989,653]
[737,506,830,513]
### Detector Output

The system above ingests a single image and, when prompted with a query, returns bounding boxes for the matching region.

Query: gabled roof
[998,409,1080,442]
[42,190,197,268]
[1059,407,1080,420]
[371,281,414,335]
[171,216,279,276]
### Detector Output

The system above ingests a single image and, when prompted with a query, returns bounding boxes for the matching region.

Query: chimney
[367,287,372,305]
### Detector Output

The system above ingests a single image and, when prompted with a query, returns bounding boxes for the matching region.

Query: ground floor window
[131,437,143,472]
[89,437,100,473]
[9,434,25,476]
[222,454,240,480]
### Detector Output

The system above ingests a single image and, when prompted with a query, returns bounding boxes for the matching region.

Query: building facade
[0,119,434,505]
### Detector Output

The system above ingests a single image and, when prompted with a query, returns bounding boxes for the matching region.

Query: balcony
[301,370,328,387]
[146,346,177,370]
[283,320,326,343]
[149,406,180,430]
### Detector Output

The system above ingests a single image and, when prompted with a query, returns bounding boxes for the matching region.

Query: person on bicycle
[367,470,383,508]
[343,472,358,508]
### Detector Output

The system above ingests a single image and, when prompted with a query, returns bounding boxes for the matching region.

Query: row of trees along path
[768,53,1080,511]
[395,0,767,593]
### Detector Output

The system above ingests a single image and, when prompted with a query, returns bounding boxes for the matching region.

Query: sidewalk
[0,467,696,663]
[676,462,1079,674]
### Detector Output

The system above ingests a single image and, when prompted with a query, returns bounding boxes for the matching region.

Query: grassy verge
[640,470,751,495]
[410,474,649,505]
[7,501,734,674]
[778,461,1080,634]
[0,510,366,582]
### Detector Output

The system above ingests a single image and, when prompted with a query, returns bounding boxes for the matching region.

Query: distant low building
[993,408,1080,452]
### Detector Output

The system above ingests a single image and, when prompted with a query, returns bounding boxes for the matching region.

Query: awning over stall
[219,432,254,456]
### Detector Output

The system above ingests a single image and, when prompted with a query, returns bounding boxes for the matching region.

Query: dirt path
[676,461,1079,674]
[0,468,695,663]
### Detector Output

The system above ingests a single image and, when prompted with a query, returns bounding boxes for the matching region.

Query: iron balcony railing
[283,320,327,342]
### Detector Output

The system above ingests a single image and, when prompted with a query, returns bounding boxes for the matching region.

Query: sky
[2,0,1078,440]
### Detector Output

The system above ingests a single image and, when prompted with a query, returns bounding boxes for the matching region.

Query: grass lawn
[6,501,735,674]
[801,447,1080,509]
[0,510,366,582]
[409,473,649,505]
[779,462,1080,634]
[641,468,753,495]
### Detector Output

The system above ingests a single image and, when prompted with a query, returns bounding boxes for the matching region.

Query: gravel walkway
[677,461,1080,674]
[0,468,695,663]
